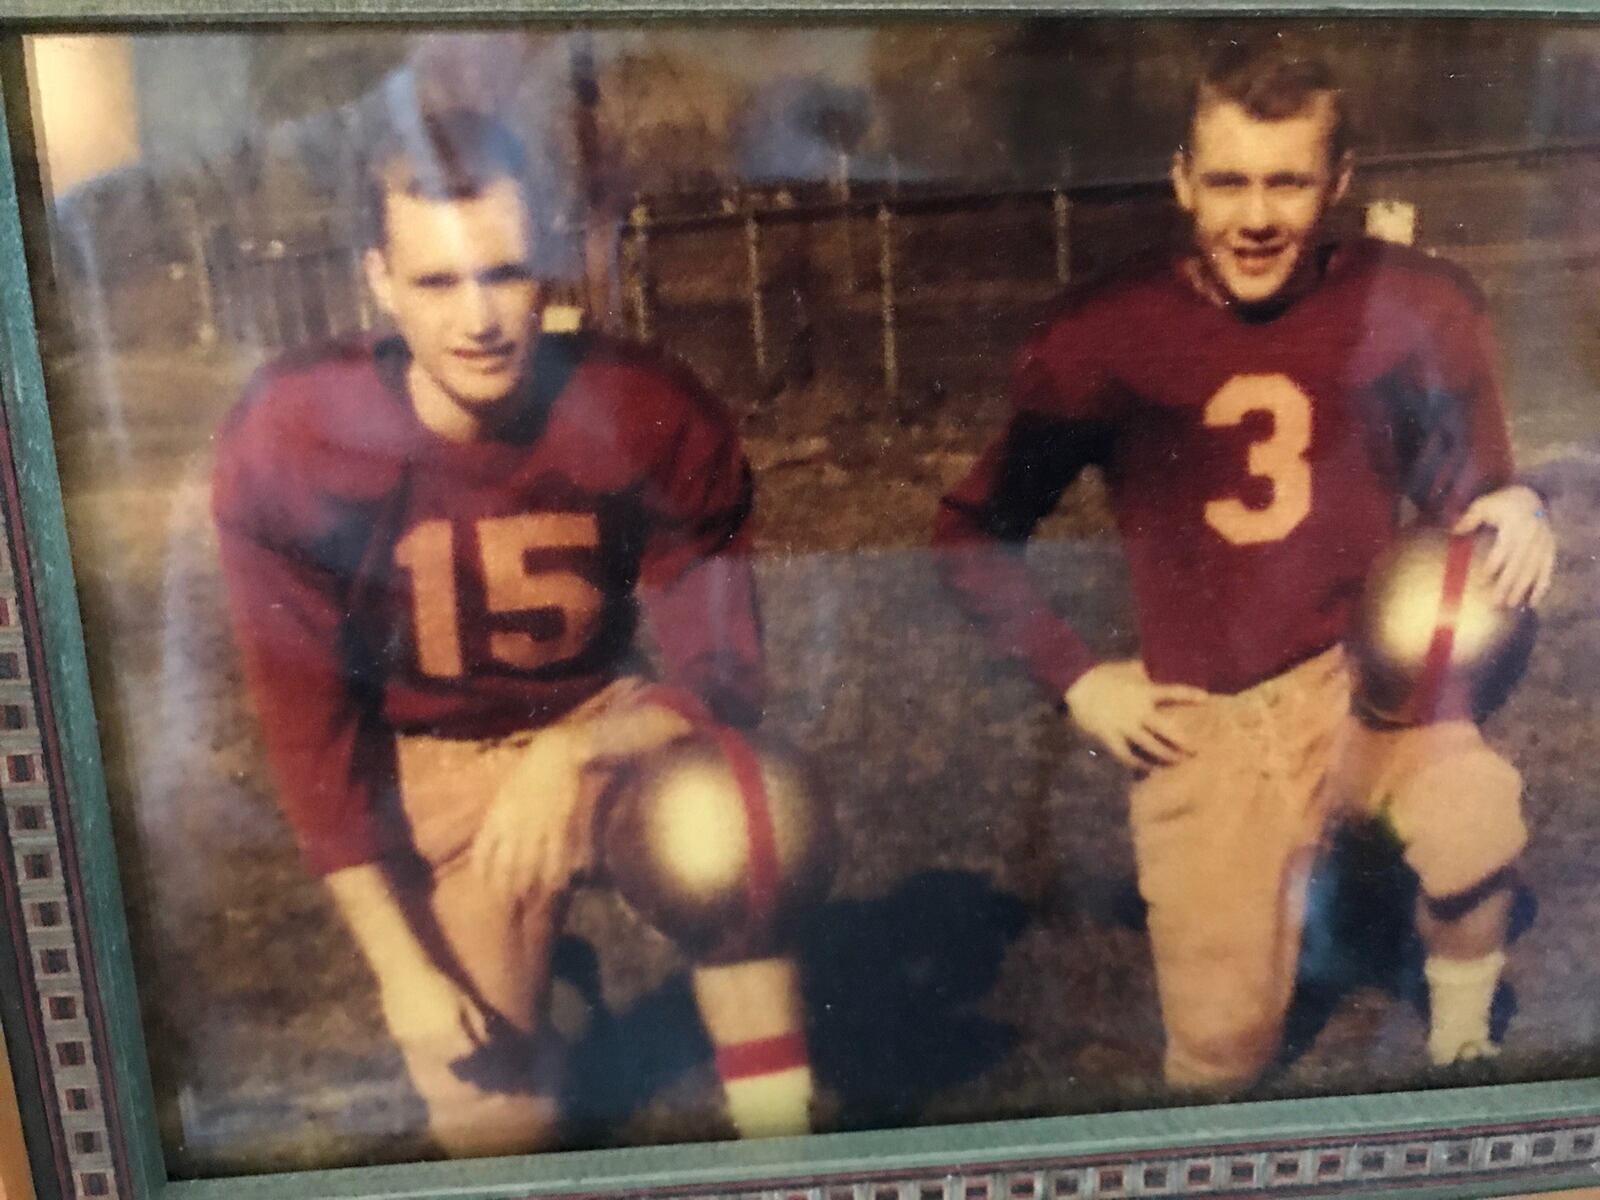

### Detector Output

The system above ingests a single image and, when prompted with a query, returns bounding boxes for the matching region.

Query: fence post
[1052,189,1072,284]
[626,198,653,342]
[256,243,280,350]
[180,196,218,347]
[353,241,374,331]
[745,205,768,378]
[341,208,373,332]
[833,153,856,293]
[878,202,897,403]
[310,248,335,343]
[270,241,306,349]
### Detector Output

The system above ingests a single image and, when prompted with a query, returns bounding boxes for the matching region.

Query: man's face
[365,176,539,434]
[1171,95,1350,306]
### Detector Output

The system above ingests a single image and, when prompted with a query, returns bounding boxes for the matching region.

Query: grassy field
[39,251,1600,1176]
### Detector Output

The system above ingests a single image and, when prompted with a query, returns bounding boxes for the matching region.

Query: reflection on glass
[21,20,1600,1178]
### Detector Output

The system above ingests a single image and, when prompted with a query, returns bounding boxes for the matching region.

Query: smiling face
[365,175,539,441]
[1172,93,1351,307]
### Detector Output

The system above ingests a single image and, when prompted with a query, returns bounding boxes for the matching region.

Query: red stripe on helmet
[713,726,781,931]
[1401,533,1475,724]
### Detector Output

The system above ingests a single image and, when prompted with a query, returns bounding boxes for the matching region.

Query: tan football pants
[390,678,650,1157]
[1128,647,1526,1090]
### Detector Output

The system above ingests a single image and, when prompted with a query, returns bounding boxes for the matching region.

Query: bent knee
[1165,1010,1282,1091]
[1390,742,1525,900]
[1166,1032,1279,1092]
[429,1092,559,1158]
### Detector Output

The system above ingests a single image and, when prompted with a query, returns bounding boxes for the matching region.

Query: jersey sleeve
[1392,282,1516,522]
[634,374,765,729]
[931,317,1120,699]
[212,382,404,876]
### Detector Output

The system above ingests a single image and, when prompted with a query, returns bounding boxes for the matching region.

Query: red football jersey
[934,239,1515,700]
[213,333,764,874]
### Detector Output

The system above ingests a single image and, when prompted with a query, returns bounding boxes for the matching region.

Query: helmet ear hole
[599,734,836,964]
[1352,528,1537,727]
[1469,608,1537,723]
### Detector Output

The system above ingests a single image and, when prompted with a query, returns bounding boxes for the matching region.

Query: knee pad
[1393,743,1526,900]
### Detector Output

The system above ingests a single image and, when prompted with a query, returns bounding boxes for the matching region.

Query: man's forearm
[567,697,698,770]
[324,862,436,980]
[639,551,766,729]
[931,506,1098,699]
[324,862,491,1065]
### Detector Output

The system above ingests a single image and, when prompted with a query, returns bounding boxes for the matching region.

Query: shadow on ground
[1049,825,1537,1084]
[560,869,1029,1143]
[1281,827,1535,1072]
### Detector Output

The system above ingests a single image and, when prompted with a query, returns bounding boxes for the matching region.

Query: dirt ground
[40,255,1600,1177]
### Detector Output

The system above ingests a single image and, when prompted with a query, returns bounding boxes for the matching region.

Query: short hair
[1186,37,1349,164]
[362,107,530,249]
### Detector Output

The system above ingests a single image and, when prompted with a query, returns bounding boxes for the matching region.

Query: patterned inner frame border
[0,371,1594,1200]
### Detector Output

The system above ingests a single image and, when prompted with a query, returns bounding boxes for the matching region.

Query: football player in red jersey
[934,39,1556,1091]
[213,109,814,1156]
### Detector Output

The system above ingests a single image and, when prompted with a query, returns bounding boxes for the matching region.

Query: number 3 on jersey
[1203,373,1313,546]
[394,513,603,678]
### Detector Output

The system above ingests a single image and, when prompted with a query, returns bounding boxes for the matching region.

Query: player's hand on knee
[378,961,493,1056]
[1453,485,1556,609]
[470,730,589,899]
[1063,659,1209,769]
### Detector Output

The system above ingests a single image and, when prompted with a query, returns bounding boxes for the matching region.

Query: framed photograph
[5,3,1600,1198]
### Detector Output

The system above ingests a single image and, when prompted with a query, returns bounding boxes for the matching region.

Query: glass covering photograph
[15,16,1600,1183]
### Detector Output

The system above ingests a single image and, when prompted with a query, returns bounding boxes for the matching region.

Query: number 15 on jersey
[394,512,606,678]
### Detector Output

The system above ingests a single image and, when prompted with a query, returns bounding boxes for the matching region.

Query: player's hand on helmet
[377,959,493,1056]
[1453,485,1556,609]
[470,728,591,900]
[1063,659,1210,769]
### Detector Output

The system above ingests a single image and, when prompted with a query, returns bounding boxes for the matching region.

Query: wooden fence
[55,138,1600,414]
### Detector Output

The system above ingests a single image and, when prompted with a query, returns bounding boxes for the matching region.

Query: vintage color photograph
[19,16,1600,1179]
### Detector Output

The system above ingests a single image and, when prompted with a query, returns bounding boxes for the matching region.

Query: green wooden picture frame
[3,4,1600,1198]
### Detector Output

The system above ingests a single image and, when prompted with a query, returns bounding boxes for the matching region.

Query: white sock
[1425,951,1505,1065]
[723,1065,814,1138]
